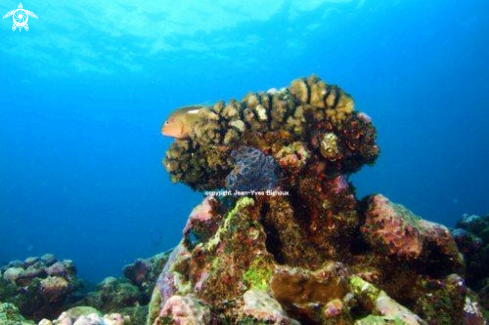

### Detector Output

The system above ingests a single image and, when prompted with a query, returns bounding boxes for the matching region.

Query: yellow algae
[289,77,309,103]
[320,132,341,160]
[255,104,268,121]
[310,80,328,108]
[228,120,246,132]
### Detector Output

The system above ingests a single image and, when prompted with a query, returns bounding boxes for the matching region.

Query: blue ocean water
[1,0,488,282]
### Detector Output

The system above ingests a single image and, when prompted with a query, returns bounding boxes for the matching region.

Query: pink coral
[361,194,463,267]
[241,289,298,324]
[275,142,310,173]
[361,194,424,260]
[51,311,73,325]
[159,294,210,325]
[182,196,221,243]
[156,244,191,304]
[323,298,344,318]
[328,175,351,195]
[40,310,129,325]
[183,196,215,235]
[104,313,129,325]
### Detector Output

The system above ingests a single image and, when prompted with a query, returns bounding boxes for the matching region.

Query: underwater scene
[0,0,488,324]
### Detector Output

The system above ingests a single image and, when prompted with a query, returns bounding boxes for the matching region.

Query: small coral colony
[0,76,486,324]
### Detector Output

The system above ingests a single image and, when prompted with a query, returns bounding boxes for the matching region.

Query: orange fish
[161,105,208,138]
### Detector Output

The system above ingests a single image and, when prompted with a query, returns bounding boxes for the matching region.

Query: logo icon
[3,3,37,32]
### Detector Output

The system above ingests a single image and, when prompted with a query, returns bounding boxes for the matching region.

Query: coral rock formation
[360,194,463,266]
[153,76,486,324]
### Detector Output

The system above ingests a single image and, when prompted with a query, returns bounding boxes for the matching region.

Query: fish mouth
[162,126,183,138]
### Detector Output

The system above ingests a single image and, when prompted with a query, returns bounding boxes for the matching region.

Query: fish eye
[165,121,169,125]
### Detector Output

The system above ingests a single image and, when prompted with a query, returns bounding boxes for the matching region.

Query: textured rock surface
[79,277,144,312]
[360,194,463,269]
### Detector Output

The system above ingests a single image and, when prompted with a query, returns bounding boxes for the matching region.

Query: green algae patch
[355,314,410,325]
[146,287,162,325]
[206,197,255,252]
[0,302,35,325]
[349,276,381,303]
[243,257,272,291]
[349,276,426,325]
[62,306,101,318]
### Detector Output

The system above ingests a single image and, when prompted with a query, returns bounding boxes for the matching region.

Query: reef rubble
[0,252,169,324]
[0,254,81,321]
[151,75,487,324]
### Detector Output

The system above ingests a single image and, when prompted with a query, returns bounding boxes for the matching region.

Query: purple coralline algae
[360,194,463,265]
[225,146,281,192]
[158,294,211,325]
[151,75,487,324]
